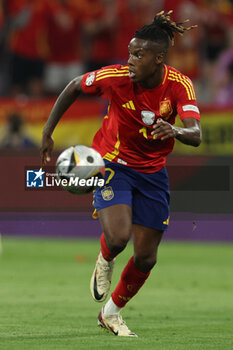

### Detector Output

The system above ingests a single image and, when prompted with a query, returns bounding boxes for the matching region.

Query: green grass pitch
[0,237,233,350]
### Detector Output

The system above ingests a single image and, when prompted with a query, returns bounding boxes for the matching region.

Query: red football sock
[100,233,118,262]
[111,256,150,308]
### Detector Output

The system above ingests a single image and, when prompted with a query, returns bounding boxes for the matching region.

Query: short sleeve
[81,65,127,100]
[81,71,111,100]
[176,76,200,121]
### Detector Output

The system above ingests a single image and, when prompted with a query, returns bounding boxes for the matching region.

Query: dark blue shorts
[93,160,170,231]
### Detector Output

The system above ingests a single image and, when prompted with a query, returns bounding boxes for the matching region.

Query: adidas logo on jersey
[122,100,135,110]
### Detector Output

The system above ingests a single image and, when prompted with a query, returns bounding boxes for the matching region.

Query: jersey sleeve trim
[162,64,168,85]
[180,111,200,121]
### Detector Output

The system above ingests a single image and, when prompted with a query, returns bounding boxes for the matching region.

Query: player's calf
[133,253,157,273]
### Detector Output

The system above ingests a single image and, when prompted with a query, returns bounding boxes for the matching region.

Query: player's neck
[139,65,164,90]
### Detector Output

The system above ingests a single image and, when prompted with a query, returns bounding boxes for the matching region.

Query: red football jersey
[81,64,200,173]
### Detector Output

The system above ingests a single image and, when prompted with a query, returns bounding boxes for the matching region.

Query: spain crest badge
[101,186,114,201]
[159,99,173,119]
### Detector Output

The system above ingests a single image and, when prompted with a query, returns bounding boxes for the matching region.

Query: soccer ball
[56,145,105,194]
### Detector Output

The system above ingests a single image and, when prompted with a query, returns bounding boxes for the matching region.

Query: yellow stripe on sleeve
[168,72,195,100]
[168,76,191,100]
[185,77,196,99]
[96,68,129,78]
[173,72,196,99]
[96,73,129,81]
[169,72,195,99]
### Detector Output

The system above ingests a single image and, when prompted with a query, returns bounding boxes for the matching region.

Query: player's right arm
[41,64,122,165]
[41,75,84,166]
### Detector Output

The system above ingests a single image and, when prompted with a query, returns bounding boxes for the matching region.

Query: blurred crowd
[0,0,233,105]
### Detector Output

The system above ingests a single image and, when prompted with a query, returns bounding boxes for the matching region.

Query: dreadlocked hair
[135,10,197,51]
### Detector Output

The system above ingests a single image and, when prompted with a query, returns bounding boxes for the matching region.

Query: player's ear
[155,53,164,64]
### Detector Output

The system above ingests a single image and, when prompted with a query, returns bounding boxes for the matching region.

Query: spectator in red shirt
[8,0,48,97]
[114,0,160,64]
[43,0,86,95]
[163,0,201,80]
[83,0,117,71]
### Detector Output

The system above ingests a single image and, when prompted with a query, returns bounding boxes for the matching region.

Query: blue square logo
[26,169,45,188]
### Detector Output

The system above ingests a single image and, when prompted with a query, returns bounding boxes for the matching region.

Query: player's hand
[151,118,178,141]
[40,133,54,166]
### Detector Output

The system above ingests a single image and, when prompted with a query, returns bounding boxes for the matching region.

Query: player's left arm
[151,117,201,147]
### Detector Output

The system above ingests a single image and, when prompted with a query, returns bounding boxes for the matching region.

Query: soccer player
[41,11,201,337]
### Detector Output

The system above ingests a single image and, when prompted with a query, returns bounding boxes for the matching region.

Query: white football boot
[98,307,138,337]
[90,251,115,302]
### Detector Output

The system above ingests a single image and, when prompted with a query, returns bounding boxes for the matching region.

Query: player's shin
[111,256,150,308]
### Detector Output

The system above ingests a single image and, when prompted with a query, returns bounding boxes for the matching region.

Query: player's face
[128,38,164,88]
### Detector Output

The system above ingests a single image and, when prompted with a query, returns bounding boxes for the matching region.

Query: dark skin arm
[151,117,202,147]
[40,75,84,166]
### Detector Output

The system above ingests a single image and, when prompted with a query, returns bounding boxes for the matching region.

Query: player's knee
[105,230,130,254]
[134,253,157,273]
